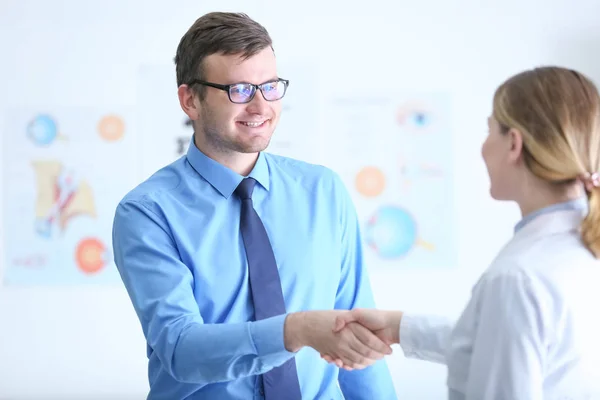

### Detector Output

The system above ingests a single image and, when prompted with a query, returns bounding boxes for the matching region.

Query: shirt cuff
[248,314,295,357]
[399,313,418,357]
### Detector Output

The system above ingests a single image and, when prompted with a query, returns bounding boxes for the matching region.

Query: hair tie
[580,172,600,192]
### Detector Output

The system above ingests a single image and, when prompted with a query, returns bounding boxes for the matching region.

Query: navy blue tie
[235,177,302,400]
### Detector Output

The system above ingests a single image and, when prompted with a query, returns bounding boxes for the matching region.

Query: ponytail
[582,187,600,258]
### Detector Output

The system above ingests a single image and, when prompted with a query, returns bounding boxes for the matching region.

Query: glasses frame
[188,78,290,104]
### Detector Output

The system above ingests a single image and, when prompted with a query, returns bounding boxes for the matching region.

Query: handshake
[284,309,403,371]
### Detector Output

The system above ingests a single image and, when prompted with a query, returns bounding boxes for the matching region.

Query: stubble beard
[199,107,273,156]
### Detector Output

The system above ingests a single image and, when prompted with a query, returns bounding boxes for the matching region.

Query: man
[112,11,397,400]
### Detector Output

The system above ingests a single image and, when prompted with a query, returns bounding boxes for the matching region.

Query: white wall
[1,0,600,398]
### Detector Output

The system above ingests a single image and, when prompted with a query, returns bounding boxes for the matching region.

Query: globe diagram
[364,205,417,258]
[27,115,57,146]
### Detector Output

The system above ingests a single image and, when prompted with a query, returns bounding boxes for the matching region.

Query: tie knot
[235,177,256,200]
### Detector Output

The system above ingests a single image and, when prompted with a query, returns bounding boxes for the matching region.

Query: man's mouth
[238,119,269,128]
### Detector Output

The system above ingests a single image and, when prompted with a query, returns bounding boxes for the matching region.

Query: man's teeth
[241,121,266,127]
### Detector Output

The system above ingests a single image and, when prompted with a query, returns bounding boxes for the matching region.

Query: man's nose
[245,90,270,114]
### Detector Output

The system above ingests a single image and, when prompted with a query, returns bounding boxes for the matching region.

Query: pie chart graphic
[75,237,110,274]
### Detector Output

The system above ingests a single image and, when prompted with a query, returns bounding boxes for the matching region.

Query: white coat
[399,198,600,399]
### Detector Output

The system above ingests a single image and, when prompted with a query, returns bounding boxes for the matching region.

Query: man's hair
[174,12,273,99]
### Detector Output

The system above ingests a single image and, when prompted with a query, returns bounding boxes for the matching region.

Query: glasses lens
[261,80,287,101]
[229,84,255,103]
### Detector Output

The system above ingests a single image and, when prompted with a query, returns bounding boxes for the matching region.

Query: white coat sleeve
[399,313,455,364]
[464,268,548,400]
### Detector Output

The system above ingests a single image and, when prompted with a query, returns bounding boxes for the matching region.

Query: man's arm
[113,199,389,384]
[112,200,296,384]
[330,172,398,399]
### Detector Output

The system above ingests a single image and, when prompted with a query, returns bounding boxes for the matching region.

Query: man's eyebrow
[260,76,279,84]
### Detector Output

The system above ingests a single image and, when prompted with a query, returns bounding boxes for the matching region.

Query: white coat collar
[513,197,588,243]
[484,202,589,278]
[514,208,587,243]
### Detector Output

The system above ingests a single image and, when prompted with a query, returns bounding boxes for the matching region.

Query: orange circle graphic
[75,237,106,274]
[98,115,125,141]
[355,166,386,197]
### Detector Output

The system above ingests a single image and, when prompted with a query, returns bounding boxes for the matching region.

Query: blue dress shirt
[112,138,397,400]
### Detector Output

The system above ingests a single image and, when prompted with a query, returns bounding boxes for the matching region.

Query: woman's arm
[324,309,455,365]
[460,269,547,400]
[399,313,455,364]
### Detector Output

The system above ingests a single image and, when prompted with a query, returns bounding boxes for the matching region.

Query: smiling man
[111,12,397,400]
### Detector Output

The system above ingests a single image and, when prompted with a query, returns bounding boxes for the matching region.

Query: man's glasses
[188,78,289,104]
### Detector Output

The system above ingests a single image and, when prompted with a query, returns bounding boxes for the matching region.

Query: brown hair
[174,12,273,99]
[492,66,600,257]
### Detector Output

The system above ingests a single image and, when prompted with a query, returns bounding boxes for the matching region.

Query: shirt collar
[185,136,270,199]
[514,196,588,233]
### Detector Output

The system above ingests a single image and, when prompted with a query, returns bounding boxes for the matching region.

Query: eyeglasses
[188,78,289,104]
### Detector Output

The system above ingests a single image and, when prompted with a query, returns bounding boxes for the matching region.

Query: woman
[323,66,600,399]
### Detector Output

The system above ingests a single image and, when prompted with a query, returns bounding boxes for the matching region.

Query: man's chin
[235,137,272,154]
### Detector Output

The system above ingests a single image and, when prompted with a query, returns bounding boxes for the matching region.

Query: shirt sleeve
[329,171,398,400]
[399,313,454,364]
[464,269,548,400]
[112,199,295,384]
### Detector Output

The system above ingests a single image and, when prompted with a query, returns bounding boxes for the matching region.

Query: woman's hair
[492,66,600,258]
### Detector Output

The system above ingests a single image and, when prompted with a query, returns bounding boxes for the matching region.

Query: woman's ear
[507,127,524,164]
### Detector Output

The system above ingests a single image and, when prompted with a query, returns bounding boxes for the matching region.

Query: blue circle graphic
[364,205,417,258]
[27,115,57,146]
[409,111,429,128]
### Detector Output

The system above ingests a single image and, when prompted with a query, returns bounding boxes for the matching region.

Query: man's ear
[178,84,200,121]
[507,127,524,164]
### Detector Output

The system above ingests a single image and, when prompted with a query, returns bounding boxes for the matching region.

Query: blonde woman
[323,66,600,399]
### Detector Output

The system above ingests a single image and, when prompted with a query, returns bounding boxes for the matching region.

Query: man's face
[193,47,283,157]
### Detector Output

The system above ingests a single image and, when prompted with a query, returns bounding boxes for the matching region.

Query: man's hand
[320,309,403,367]
[335,309,403,345]
[284,310,393,370]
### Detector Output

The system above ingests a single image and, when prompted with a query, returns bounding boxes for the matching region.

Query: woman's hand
[320,309,403,368]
